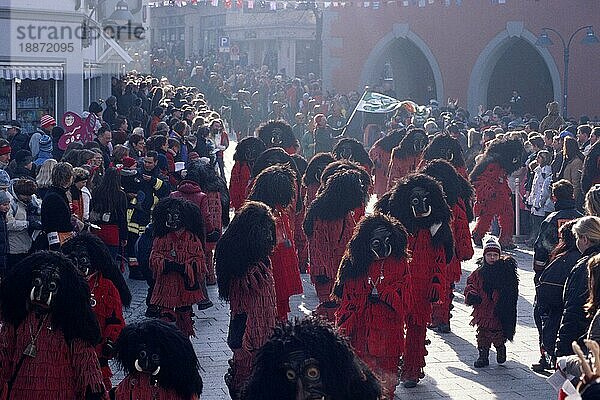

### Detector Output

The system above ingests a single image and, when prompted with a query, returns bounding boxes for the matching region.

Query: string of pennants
[150,0,508,9]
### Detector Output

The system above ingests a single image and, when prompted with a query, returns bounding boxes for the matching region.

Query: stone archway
[467,21,561,118]
[360,23,444,104]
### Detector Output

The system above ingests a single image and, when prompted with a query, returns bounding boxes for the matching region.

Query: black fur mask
[420,159,474,220]
[334,214,408,297]
[470,138,525,182]
[115,320,203,399]
[0,251,101,345]
[393,128,428,159]
[303,153,335,187]
[373,128,406,153]
[251,148,303,211]
[423,133,465,169]
[241,318,381,400]
[62,232,132,307]
[333,138,373,168]
[304,170,370,236]
[257,120,297,149]
[248,164,297,210]
[152,198,204,241]
[319,160,371,191]
[216,201,276,301]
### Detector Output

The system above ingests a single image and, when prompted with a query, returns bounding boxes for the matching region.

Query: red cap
[40,115,57,129]
[122,156,137,168]
[0,145,11,156]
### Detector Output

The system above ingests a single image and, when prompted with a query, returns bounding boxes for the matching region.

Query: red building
[322,0,600,119]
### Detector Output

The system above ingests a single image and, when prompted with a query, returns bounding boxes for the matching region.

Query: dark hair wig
[303,152,335,187]
[152,197,204,241]
[215,201,276,301]
[332,138,374,168]
[248,164,296,210]
[241,317,381,400]
[114,319,203,399]
[470,137,525,182]
[334,213,408,297]
[62,232,131,307]
[0,251,101,345]
[233,136,267,163]
[422,133,466,169]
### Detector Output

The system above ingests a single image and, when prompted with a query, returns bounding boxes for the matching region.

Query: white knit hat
[483,236,502,255]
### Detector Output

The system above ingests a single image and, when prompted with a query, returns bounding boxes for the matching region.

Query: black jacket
[555,244,600,357]
[533,199,583,272]
[0,213,7,277]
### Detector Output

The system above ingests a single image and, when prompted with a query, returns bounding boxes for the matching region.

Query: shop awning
[0,65,64,80]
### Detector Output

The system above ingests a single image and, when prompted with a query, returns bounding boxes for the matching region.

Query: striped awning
[0,65,64,80]
[84,68,103,79]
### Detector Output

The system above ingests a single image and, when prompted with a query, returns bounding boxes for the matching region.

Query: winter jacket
[28,129,43,158]
[535,249,581,356]
[560,157,583,202]
[6,190,41,254]
[170,180,213,235]
[555,244,600,357]
[527,165,554,216]
[533,199,583,271]
[33,150,54,167]
[0,212,7,276]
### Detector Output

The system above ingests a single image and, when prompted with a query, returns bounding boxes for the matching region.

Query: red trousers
[431,283,455,326]
[476,327,506,349]
[473,205,514,244]
[401,319,428,381]
[314,281,338,322]
[363,354,399,400]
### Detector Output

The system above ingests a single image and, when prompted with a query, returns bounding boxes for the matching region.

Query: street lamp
[535,25,599,118]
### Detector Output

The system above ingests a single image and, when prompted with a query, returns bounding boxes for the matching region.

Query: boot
[496,344,507,364]
[474,347,489,368]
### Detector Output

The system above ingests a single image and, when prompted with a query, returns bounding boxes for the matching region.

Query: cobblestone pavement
[113,144,556,399]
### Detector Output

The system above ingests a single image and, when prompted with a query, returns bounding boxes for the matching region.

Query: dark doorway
[487,39,554,119]
[373,39,437,104]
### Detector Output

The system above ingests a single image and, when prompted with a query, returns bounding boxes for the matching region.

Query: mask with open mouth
[336,143,354,161]
[165,207,182,230]
[65,244,94,278]
[134,346,162,378]
[370,226,392,260]
[409,187,431,218]
[29,263,60,310]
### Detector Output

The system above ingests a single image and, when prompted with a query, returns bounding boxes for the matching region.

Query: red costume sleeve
[271,210,302,303]
[369,145,391,196]
[308,215,355,281]
[71,338,108,399]
[387,154,421,190]
[229,161,251,209]
[452,200,474,262]
[472,163,511,215]
[463,269,502,329]
[205,191,222,233]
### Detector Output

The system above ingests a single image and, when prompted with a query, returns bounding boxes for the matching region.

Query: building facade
[150,3,317,77]
[0,0,146,132]
[323,0,600,119]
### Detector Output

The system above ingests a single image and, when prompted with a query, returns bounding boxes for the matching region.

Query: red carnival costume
[470,138,524,248]
[302,153,335,208]
[421,160,474,333]
[304,169,370,322]
[61,232,132,389]
[248,165,302,321]
[464,238,518,368]
[334,214,413,399]
[113,320,203,400]
[0,252,106,400]
[369,129,405,196]
[216,201,278,399]
[229,137,266,210]
[386,128,429,190]
[375,173,453,388]
[150,198,207,337]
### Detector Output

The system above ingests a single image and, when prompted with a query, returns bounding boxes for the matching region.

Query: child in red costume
[334,214,413,399]
[0,251,107,400]
[113,319,203,400]
[369,128,406,196]
[248,165,302,321]
[304,169,370,322]
[216,201,278,399]
[470,138,524,249]
[229,137,266,210]
[387,128,428,190]
[421,160,474,333]
[375,173,453,388]
[464,237,519,368]
[62,233,132,389]
[149,198,207,337]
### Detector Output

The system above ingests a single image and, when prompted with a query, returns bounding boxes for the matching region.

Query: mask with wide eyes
[282,352,325,400]
[445,148,454,162]
[410,187,432,218]
[134,346,161,376]
[370,226,393,260]
[337,144,353,160]
[271,128,282,146]
[66,245,94,277]
[165,208,182,230]
[30,264,60,310]
[413,136,427,153]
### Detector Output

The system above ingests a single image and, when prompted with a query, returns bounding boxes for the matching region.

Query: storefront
[0,64,62,133]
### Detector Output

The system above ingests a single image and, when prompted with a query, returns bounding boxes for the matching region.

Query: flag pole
[341,86,369,138]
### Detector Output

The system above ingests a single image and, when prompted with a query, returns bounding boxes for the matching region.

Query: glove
[163,260,185,275]
[466,293,482,305]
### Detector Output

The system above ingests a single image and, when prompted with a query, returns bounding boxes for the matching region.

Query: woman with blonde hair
[586,185,600,217]
[35,158,57,199]
[555,216,600,357]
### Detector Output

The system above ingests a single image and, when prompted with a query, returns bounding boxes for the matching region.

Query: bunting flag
[150,0,510,9]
